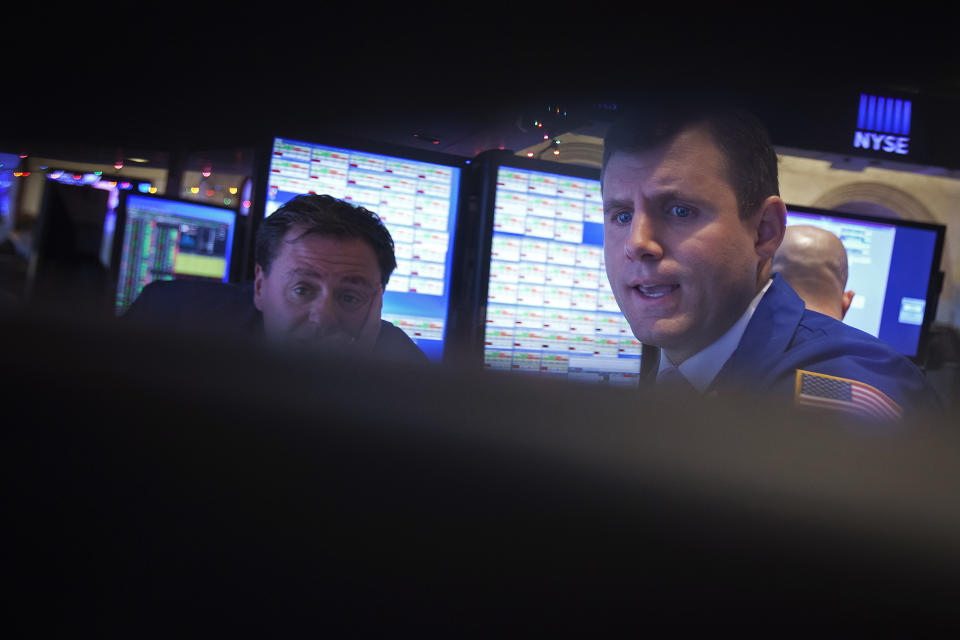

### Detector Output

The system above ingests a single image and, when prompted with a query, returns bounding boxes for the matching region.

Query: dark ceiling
[6,14,960,172]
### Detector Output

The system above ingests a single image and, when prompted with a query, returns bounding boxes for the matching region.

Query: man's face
[602,126,766,365]
[254,227,384,352]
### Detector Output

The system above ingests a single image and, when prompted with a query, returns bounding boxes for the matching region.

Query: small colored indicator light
[94,170,102,176]
[137,183,151,194]
[242,200,251,208]
[206,189,215,197]
[114,162,123,170]
[120,182,132,190]
[148,187,157,194]
[228,187,238,195]
[223,197,232,206]
[202,168,212,178]
[527,152,534,157]
[190,186,200,194]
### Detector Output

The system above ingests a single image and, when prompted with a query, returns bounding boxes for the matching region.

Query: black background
[5,12,960,166]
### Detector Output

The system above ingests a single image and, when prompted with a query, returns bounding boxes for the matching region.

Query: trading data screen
[785,208,941,357]
[265,137,462,362]
[482,165,642,386]
[115,195,236,315]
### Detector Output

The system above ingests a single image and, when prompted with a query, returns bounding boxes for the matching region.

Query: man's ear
[754,195,787,262]
[253,264,265,311]
[841,290,855,319]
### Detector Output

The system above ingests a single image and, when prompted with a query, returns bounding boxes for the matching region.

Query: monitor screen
[0,152,21,241]
[476,157,642,386]
[262,136,464,362]
[784,204,945,358]
[113,193,237,316]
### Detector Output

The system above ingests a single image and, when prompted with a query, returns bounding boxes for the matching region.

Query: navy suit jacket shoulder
[122,279,429,364]
[709,275,940,417]
[122,279,262,336]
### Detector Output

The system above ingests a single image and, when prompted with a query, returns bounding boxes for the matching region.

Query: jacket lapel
[708,274,806,395]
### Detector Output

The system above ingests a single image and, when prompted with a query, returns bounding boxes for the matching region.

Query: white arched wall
[777,152,960,327]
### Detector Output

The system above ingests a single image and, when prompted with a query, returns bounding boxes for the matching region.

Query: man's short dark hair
[255,194,397,286]
[601,94,780,220]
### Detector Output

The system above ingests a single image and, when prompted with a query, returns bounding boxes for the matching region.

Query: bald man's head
[772,225,855,320]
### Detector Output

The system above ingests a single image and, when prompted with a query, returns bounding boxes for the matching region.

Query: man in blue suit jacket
[709,274,936,418]
[123,194,428,365]
[601,97,939,420]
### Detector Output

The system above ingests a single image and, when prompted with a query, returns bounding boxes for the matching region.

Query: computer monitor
[26,181,116,317]
[784,204,945,360]
[43,171,161,269]
[252,134,468,363]
[0,152,20,243]
[458,151,642,386]
[111,193,239,316]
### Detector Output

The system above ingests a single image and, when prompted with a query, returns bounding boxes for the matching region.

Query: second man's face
[602,126,764,365]
[254,227,384,352]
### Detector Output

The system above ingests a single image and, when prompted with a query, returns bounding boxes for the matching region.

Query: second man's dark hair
[255,193,397,286]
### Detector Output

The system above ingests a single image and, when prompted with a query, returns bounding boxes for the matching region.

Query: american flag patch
[794,370,903,420]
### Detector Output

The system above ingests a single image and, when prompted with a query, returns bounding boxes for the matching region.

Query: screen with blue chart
[264,137,463,362]
[784,205,944,358]
[114,194,237,315]
[0,152,21,239]
[481,162,642,386]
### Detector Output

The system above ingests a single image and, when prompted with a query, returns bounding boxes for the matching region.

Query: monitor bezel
[25,180,115,314]
[247,130,473,278]
[109,191,243,316]
[783,202,946,363]
[449,149,607,369]
[248,130,473,363]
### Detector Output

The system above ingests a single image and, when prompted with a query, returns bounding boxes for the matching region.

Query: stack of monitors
[261,136,465,362]
[112,193,238,315]
[478,156,641,386]
[784,204,945,359]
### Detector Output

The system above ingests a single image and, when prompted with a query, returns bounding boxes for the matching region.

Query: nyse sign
[853,95,912,156]
[853,131,910,155]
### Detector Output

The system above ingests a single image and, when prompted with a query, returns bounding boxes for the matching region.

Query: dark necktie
[656,367,698,395]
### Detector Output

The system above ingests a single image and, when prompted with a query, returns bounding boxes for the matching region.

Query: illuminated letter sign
[853,94,910,155]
